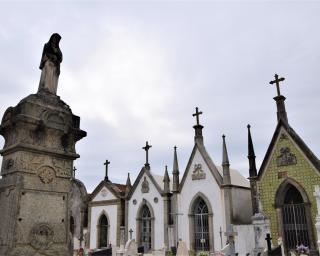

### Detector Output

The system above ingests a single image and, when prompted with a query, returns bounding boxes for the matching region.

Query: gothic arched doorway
[98,214,109,248]
[140,205,152,252]
[275,180,316,253]
[188,193,214,252]
[192,197,210,252]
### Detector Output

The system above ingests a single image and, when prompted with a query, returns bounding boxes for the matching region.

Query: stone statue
[38,33,63,95]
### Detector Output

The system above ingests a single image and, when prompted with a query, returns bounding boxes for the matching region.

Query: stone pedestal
[0,91,86,255]
[251,212,270,256]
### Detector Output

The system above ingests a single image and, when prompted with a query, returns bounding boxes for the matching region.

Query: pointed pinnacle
[126,172,132,187]
[222,135,230,166]
[173,146,179,174]
[164,165,170,182]
[247,124,256,158]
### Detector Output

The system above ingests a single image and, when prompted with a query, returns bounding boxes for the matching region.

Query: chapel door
[282,185,310,251]
[141,205,152,252]
[194,198,210,252]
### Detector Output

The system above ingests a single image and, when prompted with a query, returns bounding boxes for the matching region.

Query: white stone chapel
[86,108,255,255]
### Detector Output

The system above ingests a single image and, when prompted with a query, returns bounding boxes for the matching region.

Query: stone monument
[0,33,86,256]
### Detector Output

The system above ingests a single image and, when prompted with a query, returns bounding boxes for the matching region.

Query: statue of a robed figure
[38,33,63,95]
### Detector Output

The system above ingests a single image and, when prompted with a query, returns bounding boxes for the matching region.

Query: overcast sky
[1,1,320,192]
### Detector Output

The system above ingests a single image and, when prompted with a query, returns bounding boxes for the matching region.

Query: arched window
[193,198,209,252]
[140,205,152,252]
[282,184,310,251]
[98,214,109,248]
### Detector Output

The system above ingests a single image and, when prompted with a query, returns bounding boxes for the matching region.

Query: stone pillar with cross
[142,141,152,168]
[104,160,110,181]
[269,74,288,123]
[192,107,204,144]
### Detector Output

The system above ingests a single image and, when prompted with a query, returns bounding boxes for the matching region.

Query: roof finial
[269,74,288,123]
[192,107,204,144]
[269,74,285,97]
[103,160,110,181]
[142,141,152,168]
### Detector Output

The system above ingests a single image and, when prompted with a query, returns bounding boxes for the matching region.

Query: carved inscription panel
[1,152,72,178]
[16,190,67,244]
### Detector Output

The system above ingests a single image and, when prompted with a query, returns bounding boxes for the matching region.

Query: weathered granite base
[251,212,270,256]
[0,91,86,255]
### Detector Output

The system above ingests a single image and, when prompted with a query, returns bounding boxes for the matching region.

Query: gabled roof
[89,179,126,201]
[179,141,223,192]
[258,119,320,179]
[127,166,164,199]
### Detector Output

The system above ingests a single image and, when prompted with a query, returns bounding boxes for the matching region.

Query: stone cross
[142,141,152,167]
[73,166,76,179]
[265,233,272,252]
[129,228,133,240]
[192,107,203,126]
[104,160,110,181]
[269,74,285,96]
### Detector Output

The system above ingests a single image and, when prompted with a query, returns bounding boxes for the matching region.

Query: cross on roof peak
[142,141,152,167]
[269,74,285,97]
[192,107,203,126]
[104,160,110,181]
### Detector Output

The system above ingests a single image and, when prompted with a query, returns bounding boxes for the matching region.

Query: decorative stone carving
[133,199,137,205]
[276,147,297,166]
[4,158,14,170]
[279,133,288,140]
[30,223,54,250]
[52,158,71,177]
[192,164,206,180]
[101,189,108,197]
[37,166,55,184]
[141,177,149,193]
[154,197,158,203]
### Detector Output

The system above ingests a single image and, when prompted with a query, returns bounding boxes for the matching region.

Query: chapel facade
[86,110,254,255]
[248,74,320,255]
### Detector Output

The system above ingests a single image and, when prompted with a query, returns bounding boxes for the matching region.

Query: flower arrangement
[296,244,309,255]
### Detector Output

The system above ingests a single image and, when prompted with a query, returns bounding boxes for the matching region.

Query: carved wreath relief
[30,223,54,250]
[141,177,149,193]
[192,164,206,180]
[37,166,55,184]
[276,147,297,167]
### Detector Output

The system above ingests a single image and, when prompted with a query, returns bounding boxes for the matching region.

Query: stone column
[314,185,320,251]
[0,91,86,256]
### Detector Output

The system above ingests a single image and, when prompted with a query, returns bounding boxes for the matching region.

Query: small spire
[222,135,231,185]
[163,165,170,193]
[222,135,230,167]
[192,107,204,144]
[247,125,257,178]
[247,124,259,215]
[172,146,180,192]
